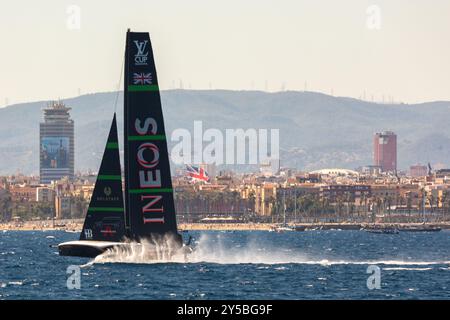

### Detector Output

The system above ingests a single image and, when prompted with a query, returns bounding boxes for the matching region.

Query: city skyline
[1,0,450,106]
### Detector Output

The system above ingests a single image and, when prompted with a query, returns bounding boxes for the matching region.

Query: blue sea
[0,229,449,299]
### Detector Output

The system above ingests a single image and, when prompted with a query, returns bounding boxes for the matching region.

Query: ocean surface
[0,229,449,300]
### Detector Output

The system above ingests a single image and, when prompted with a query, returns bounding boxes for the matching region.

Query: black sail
[124,31,180,242]
[80,114,126,241]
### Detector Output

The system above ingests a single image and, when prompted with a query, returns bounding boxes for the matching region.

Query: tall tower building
[40,101,74,184]
[373,131,397,172]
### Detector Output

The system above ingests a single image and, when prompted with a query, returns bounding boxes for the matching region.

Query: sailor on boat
[58,30,192,259]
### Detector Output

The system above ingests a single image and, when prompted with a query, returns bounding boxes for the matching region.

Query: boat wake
[382,267,433,271]
[86,234,450,267]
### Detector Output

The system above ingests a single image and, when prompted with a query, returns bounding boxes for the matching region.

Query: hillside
[0,90,449,174]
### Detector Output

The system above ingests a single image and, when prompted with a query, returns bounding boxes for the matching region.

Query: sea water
[0,230,449,299]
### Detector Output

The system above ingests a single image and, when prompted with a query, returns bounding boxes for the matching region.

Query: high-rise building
[373,131,397,172]
[39,101,74,184]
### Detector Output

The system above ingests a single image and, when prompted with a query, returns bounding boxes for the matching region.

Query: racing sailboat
[58,30,187,258]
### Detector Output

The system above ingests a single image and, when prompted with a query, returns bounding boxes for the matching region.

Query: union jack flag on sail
[186,165,210,183]
[133,72,152,85]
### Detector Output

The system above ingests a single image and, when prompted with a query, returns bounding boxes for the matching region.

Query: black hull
[59,245,108,258]
[58,241,121,258]
[58,239,192,259]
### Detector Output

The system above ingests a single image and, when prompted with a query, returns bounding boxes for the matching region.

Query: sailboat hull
[58,239,193,259]
[58,240,126,258]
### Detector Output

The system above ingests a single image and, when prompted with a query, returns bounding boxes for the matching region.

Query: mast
[422,189,426,223]
[123,30,180,241]
[283,189,286,226]
[124,30,131,236]
[294,189,297,224]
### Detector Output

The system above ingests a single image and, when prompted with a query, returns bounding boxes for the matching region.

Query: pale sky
[1,0,449,106]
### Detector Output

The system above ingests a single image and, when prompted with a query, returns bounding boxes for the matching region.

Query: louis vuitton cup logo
[134,40,149,66]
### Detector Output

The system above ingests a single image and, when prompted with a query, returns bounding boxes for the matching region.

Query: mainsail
[124,31,180,242]
[80,114,126,242]
[58,31,188,258]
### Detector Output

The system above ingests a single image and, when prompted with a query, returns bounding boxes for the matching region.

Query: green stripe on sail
[106,142,119,149]
[128,85,159,92]
[88,207,124,212]
[129,188,173,194]
[97,175,122,181]
[128,135,166,141]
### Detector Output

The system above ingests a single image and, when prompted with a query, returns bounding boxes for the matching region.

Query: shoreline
[1,221,449,232]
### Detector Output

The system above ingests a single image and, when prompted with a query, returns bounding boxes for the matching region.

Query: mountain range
[0,90,449,175]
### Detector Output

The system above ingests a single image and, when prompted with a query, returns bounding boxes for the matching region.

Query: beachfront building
[54,195,71,219]
[9,185,38,202]
[36,187,54,202]
[410,164,428,177]
[253,183,277,216]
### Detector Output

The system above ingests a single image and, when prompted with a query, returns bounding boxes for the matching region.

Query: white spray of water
[87,233,450,267]
[383,267,433,271]
[93,233,186,264]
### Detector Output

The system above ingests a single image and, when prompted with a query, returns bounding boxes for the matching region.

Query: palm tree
[0,190,12,222]
[441,191,448,222]
[406,192,412,218]
[385,194,392,222]
[427,194,435,215]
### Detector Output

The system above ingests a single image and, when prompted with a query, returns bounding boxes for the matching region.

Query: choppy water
[0,230,449,299]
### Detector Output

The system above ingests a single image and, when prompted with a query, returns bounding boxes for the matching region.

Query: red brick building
[374,131,397,172]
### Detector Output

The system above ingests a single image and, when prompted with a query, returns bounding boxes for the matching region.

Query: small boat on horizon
[398,226,441,232]
[272,225,296,233]
[363,227,399,234]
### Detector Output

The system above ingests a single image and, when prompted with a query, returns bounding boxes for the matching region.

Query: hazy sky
[1,0,449,106]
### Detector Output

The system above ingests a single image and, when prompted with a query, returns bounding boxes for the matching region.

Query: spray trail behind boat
[91,233,450,266]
